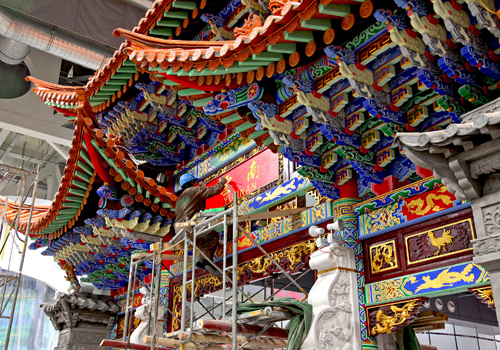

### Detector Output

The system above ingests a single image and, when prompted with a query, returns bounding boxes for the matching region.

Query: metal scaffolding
[0,163,40,350]
[106,192,311,350]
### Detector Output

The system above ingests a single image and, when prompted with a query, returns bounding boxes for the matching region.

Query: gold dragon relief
[370,241,398,274]
[406,186,454,216]
[470,286,495,309]
[370,299,420,336]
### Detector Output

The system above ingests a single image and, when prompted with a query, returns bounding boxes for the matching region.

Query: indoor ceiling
[0,0,153,198]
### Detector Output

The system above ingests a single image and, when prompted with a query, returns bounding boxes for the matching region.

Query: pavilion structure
[4,0,500,348]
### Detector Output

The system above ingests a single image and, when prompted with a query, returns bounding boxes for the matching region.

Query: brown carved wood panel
[364,208,475,284]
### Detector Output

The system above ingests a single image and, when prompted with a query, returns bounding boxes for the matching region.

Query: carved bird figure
[431,0,470,28]
[428,228,455,255]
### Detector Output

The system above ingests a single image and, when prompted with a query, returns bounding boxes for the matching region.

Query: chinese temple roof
[18,0,500,289]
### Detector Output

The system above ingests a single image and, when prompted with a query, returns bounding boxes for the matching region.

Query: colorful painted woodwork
[10,0,500,347]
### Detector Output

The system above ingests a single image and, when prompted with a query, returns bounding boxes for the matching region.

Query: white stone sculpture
[130,287,165,345]
[300,237,362,350]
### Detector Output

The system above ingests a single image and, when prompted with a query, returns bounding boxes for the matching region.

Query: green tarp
[237,297,313,350]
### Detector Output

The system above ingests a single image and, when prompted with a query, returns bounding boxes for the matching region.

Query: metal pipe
[180,234,189,333]
[0,5,114,70]
[123,260,137,342]
[0,176,27,317]
[4,165,39,350]
[0,36,29,65]
[222,213,227,321]
[232,193,238,350]
[151,254,162,350]
[193,208,233,230]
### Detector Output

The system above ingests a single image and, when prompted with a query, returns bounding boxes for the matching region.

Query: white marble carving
[130,287,165,345]
[301,239,361,350]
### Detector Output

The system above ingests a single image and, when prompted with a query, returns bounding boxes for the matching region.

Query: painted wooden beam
[238,60,273,67]
[177,88,207,96]
[157,19,182,27]
[252,52,283,61]
[117,66,137,73]
[150,28,173,36]
[172,1,197,10]
[235,121,255,133]
[268,43,296,54]
[318,4,350,16]
[284,31,314,43]
[164,11,188,19]
[220,113,240,124]
[111,73,134,79]
[301,18,331,31]
[193,96,213,107]
[105,80,128,85]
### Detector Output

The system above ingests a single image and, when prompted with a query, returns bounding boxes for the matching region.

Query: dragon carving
[371,300,419,335]
[371,244,395,272]
[406,188,454,215]
[234,13,264,39]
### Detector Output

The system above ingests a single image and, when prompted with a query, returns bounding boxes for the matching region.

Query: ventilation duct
[0,5,115,70]
[121,0,155,10]
[0,36,30,65]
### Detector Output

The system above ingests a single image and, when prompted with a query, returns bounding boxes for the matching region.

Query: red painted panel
[205,149,279,209]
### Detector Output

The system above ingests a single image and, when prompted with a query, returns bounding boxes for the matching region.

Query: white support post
[300,238,362,350]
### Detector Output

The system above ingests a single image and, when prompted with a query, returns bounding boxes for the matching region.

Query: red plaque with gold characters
[205,149,279,209]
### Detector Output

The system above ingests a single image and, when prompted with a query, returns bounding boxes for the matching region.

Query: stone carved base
[300,239,361,350]
[472,192,500,325]
[54,327,110,350]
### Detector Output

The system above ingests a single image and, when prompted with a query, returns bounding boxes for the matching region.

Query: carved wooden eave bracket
[469,286,495,310]
[367,297,428,336]
[26,76,90,112]
[395,97,500,202]
[13,77,177,239]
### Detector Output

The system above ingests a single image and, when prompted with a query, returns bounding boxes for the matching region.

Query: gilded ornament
[366,203,400,233]
[371,242,396,273]
[371,300,419,335]
[428,228,455,256]
[406,188,454,216]
[471,287,495,309]
[412,264,475,293]
[172,240,316,330]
